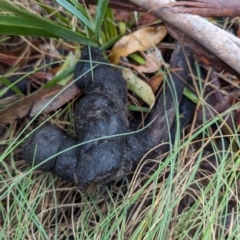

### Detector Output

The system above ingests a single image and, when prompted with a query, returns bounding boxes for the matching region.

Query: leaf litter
[109,25,167,64]
[0,43,81,123]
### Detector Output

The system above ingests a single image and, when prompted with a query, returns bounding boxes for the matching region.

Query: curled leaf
[148,73,164,93]
[110,25,167,64]
[122,69,155,108]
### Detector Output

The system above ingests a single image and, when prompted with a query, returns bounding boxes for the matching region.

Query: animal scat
[23,47,129,189]
[23,45,193,189]
[23,124,78,183]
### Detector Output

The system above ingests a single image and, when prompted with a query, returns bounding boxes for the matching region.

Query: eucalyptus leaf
[122,69,155,108]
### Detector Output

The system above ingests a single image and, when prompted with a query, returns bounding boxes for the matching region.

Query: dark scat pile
[23,45,193,189]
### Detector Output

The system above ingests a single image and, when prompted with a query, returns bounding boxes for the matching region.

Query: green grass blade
[183,87,198,104]
[95,0,110,41]
[127,105,150,113]
[43,64,75,88]
[104,8,117,40]
[100,33,123,50]
[55,0,95,31]
[0,16,59,38]
[0,1,98,46]
[0,76,24,97]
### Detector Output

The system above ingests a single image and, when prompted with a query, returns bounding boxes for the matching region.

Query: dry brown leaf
[30,84,80,116]
[110,25,167,64]
[134,49,163,73]
[0,83,80,123]
[148,73,164,93]
[0,96,36,123]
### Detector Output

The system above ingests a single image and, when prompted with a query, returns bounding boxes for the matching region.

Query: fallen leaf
[134,48,163,73]
[0,95,39,123]
[129,0,240,75]
[29,83,80,116]
[110,25,167,64]
[55,50,80,86]
[122,69,155,108]
[0,48,82,123]
[0,83,80,123]
[148,73,164,93]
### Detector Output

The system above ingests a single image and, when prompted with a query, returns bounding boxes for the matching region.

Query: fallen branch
[127,0,240,75]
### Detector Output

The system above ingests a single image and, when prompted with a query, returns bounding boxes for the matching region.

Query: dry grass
[1,101,240,239]
[1,0,240,239]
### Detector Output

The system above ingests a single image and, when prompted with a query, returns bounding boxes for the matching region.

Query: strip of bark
[129,0,240,75]
[81,0,240,17]
[79,0,142,11]
[166,0,240,17]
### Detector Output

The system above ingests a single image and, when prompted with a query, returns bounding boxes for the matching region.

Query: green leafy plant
[0,0,120,47]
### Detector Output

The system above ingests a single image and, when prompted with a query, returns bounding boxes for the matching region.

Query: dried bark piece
[166,0,240,17]
[79,0,143,11]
